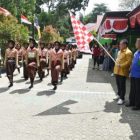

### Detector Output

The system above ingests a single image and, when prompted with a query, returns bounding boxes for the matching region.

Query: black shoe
[17,68,20,74]
[8,83,13,88]
[25,78,28,81]
[29,84,33,89]
[53,85,57,90]
[40,77,43,81]
[132,107,140,111]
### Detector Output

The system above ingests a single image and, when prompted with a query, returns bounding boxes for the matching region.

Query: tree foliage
[84,3,109,23]
[0,0,89,41]
[119,0,140,10]
[0,14,29,56]
[42,25,63,43]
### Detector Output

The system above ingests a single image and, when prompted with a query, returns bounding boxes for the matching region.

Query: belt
[7,57,15,60]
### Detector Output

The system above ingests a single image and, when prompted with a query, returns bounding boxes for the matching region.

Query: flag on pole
[34,16,41,39]
[69,11,94,53]
[0,7,11,16]
[21,15,32,25]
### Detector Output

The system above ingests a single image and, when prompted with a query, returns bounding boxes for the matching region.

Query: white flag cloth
[69,11,94,53]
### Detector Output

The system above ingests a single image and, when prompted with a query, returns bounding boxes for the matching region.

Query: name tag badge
[28,52,35,58]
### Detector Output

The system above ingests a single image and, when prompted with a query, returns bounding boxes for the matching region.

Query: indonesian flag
[21,15,32,25]
[69,11,94,53]
[0,7,11,16]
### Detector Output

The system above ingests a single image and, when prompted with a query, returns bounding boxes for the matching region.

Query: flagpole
[94,38,116,63]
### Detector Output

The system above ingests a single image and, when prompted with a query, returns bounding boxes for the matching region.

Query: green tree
[0,15,29,57]
[119,0,140,10]
[84,3,109,23]
[42,25,63,43]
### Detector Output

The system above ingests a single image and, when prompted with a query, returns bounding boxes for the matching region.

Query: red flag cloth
[69,11,94,53]
[21,15,32,25]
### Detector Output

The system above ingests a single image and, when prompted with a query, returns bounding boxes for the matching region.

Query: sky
[83,0,120,15]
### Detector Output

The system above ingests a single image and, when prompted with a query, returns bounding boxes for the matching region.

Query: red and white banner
[0,7,11,16]
[104,18,128,33]
[21,15,32,25]
[129,11,140,28]
[69,11,94,53]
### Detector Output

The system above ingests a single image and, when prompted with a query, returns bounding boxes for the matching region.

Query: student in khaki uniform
[15,43,22,73]
[4,40,18,88]
[38,42,48,81]
[25,39,39,89]
[61,44,70,79]
[49,41,64,90]
[114,39,133,105]
[22,42,29,80]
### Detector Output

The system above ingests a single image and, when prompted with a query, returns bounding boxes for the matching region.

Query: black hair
[54,41,61,46]
[23,42,29,47]
[8,40,15,46]
[29,38,36,45]
[40,42,45,46]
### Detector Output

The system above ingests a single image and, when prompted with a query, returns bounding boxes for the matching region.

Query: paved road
[0,55,139,140]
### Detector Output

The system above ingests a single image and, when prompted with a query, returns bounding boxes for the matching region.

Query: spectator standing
[126,38,140,110]
[114,39,133,105]
[92,44,100,70]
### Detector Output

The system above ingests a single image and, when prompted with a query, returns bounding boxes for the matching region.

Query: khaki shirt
[49,49,64,69]
[4,48,18,66]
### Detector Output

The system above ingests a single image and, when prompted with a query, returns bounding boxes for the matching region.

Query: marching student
[38,42,48,81]
[4,40,18,88]
[25,39,39,89]
[15,43,22,73]
[49,41,64,90]
[22,42,29,80]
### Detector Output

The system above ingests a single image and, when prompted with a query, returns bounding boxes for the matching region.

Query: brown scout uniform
[26,47,39,87]
[38,48,48,80]
[49,49,64,85]
[4,48,18,84]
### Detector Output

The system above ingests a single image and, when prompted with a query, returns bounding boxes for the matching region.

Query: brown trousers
[27,60,37,83]
[23,61,28,79]
[38,60,46,79]
[6,59,16,83]
[51,60,61,85]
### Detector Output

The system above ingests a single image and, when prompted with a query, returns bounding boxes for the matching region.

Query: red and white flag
[69,11,94,53]
[0,7,11,16]
[21,15,32,25]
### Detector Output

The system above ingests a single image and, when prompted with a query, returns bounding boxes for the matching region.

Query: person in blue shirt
[126,38,140,110]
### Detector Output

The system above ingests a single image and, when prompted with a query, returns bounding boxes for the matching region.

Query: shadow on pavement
[104,100,140,140]
[25,79,41,85]
[37,90,55,96]
[0,87,9,93]
[35,100,78,116]
[9,89,30,94]
[14,79,26,83]
[86,58,130,96]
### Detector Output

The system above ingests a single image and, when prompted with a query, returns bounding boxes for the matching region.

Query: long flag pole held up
[94,38,116,63]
